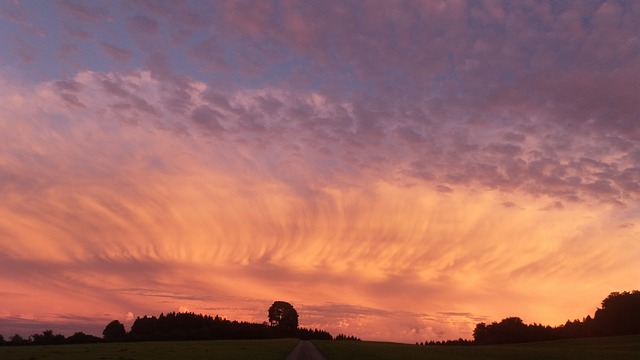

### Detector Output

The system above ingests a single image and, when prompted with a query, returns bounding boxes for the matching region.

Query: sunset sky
[1,0,639,343]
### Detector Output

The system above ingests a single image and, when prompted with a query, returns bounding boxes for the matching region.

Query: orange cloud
[0,71,638,343]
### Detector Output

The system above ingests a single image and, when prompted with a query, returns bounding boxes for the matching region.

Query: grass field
[313,334,640,360]
[0,338,299,360]
[0,335,638,359]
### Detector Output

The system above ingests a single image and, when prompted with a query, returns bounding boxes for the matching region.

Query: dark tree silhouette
[298,327,333,340]
[31,330,65,345]
[65,332,102,344]
[125,311,329,341]
[130,315,159,339]
[0,304,334,347]
[102,320,126,341]
[496,317,528,343]
[9,334,27,346]
[472,322,488,343]
[268,301,299,331]
[594,291,640,336]
[471,290,640,345]
[335,334,361,341]
[472,317,529,344]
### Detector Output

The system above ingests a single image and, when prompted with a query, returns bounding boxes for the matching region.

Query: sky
[0,0,639,343]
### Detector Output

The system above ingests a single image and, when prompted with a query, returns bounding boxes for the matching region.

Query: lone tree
[102,320,126,341]
[268,301,299,331]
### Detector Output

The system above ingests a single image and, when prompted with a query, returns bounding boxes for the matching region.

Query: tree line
[0,331,102,346]
[335,334,362,341]
[113,311,332,342]
[3,292,637,346]
[417,290,640,346]
[0,301,341,346]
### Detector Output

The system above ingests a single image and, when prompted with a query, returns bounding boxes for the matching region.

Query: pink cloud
[56,0,110,23]
[189,36,230,72]
[126,14,158,36]
[189,105,225,136]
[0,1,44,37]
[63,24,92,40]
[220,0,278,36]
[10,37,36,63]
[100,42,134,62]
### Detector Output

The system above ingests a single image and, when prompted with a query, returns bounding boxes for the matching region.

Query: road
[285,340,327,360]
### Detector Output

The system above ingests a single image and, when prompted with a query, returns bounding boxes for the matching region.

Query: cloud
[436,185,454,193]
[6,67,640,205]
[100,42,134,62]
[10,37,36,63]
[1,69,638,341]
[1,1,640,343]
[56,0,110,23]
[189,105,225,136]
[189,36,230,72]
[126,14,159,37]
[502,201,517,209]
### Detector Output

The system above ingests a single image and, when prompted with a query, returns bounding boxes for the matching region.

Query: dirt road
[285,340,327,360]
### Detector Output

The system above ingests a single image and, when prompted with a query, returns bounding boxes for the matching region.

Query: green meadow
[0,335,639,360]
